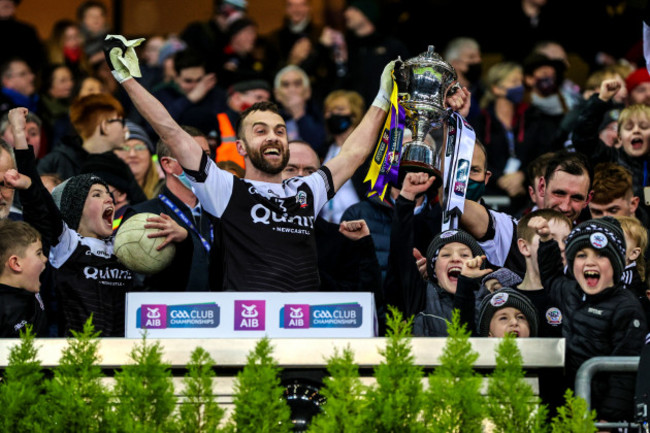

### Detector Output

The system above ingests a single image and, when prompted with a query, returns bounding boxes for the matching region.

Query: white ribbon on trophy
[441,112,476,231]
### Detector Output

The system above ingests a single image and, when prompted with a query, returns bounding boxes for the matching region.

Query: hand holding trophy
[365,46,475,230]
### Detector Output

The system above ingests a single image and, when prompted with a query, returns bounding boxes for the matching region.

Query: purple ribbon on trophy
[365,77,406,200]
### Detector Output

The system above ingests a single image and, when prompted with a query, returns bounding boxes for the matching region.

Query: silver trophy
[394,45,459,185]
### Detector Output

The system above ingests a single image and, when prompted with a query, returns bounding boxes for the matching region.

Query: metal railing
[574,356,641,430]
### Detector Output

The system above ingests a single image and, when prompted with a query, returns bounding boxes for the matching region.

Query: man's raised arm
[460,199,490,240]
[103,35,202,171]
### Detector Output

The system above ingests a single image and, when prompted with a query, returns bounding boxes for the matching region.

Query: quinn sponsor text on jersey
[185,156,334,291]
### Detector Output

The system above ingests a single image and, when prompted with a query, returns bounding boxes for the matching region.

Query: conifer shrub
[550,389,598,433]
[307,346,368,433]
[112,334,178,433]
[225,337,292,433]
[45,317,112,433]
[365,306,425,433]
[424,310,484,433]
[0,325,48,433]
[178,347,225,433]
[486,333,548,433]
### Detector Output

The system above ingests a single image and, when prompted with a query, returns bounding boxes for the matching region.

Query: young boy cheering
[0,219,47,337]
[533,215,647,423]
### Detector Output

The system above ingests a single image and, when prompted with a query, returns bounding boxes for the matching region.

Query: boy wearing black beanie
[534,215,647,423]
[396,227,485,337]
[6,107,188,336]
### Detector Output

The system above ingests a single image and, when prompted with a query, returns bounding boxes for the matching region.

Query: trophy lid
[401,45,456,77]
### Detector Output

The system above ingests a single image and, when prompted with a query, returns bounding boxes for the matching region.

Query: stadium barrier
[0,337,565,406]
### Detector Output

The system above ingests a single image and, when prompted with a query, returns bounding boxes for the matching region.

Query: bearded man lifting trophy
[364,46,475,231]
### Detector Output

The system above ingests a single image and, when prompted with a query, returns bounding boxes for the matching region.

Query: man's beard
[244,139,290,175]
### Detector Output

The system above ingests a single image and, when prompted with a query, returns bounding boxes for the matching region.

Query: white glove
[103,35,145,83]
[371,60,396,111]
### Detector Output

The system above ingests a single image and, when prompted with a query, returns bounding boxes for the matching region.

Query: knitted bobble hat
[564,216,626,283]
[481,267,523,290]
[477,288,539,337]
[51,174,109,231]
[426,229,484,283]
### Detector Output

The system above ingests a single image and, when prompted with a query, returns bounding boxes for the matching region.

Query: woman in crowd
[475,61,529,213]
[319,89,365,223]
[46,19,91,79]
[39,64,75,146]
[116,121,163,199]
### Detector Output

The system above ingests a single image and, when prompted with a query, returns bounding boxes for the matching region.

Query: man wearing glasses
[37,93,127,180]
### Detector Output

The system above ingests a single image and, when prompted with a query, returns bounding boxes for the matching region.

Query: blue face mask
[505,85,525,104]
[465,179,485,202]
[174,171,193,190]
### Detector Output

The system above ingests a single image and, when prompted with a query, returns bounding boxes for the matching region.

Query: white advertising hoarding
[125,292,377,338]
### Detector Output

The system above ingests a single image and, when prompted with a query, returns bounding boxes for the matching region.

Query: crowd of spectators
[1,0,650,426]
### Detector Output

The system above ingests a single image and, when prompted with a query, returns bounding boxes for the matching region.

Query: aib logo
[283,304,310,329]
[141,304,167,329]
[234,300,265,331]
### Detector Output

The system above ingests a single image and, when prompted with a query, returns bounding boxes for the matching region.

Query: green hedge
[0,312,596,432]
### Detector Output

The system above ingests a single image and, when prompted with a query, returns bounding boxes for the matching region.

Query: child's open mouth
[631,137,644,150]
[102,207,114,226]
[584,270,600,288]
[447,266,461,282]
[508,330,520,338]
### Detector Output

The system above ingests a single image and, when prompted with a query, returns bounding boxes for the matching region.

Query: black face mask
[326,114,353,135]
[535,77,558,96]
[464,62,482,85]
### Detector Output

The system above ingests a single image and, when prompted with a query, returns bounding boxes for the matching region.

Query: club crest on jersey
[545,307,562,325]
[296,191,308,208]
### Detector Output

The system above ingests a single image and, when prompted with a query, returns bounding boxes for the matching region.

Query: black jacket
[315,217,382,294]
[123,184,221,292]
[342,195,394,286]
[386,194,454,336]
[0,284,46,337]
[538,239,647,421]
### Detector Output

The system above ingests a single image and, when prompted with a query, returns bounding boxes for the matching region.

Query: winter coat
[0,283,46,337]
[538,239,647,421]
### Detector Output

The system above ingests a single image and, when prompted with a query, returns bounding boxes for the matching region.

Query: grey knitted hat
[426,229,484,283]
[478,288,539,337]
[51,174,109,231]
[564,216,626,283]
[481,268,523,291]
[125,120,154,154]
